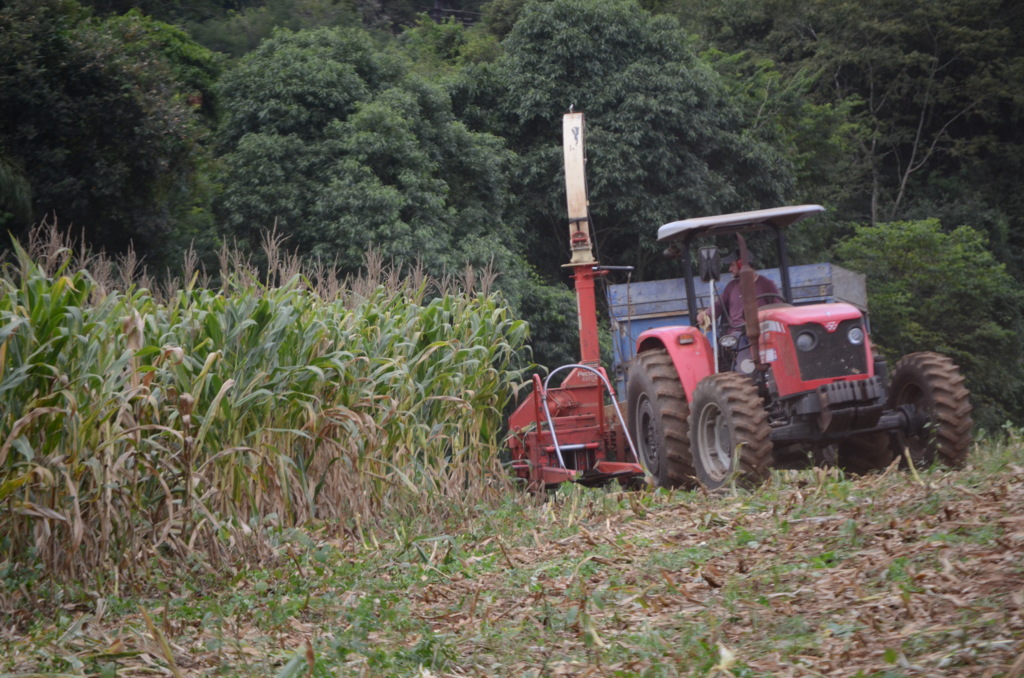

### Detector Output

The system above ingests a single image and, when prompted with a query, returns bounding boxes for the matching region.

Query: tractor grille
[789,319,869,382]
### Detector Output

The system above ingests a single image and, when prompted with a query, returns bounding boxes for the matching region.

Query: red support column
[572,264,602,366]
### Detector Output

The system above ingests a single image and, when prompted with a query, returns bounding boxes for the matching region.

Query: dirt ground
[407,464,1024,676]
[3,459,1023,677]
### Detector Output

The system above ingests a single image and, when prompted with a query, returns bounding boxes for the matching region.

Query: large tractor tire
[688,372,773,490]
[837,432,895,475]
[888,352,973,468]
[627,349,695,488]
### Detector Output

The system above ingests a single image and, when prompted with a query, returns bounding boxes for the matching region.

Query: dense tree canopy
[0,0,219,256]
[487,0,793,279]
[677,0,1024,273]
[788,0,1020,230]
[215,26,521,278]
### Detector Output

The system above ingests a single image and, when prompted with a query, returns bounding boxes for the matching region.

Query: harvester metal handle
[542,364,639,469]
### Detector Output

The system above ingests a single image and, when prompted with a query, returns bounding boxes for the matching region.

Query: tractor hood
[761,302,863,328]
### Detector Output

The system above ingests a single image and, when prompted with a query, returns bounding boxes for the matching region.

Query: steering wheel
[756,292,786,304]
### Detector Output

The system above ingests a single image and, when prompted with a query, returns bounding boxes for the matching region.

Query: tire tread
[689,372,773,489]
[889,351,973,468]
[627,350,695,487]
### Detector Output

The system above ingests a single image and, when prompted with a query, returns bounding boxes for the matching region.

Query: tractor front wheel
[627,349,694,488]
[888,352,973,468]
[689,372,773,490]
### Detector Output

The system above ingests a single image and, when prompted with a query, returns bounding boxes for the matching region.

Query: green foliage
[179,0,492,55]
[186,0,360,58]
[76,0,263,23]
[698,49,858,262]
[0,152,32,229]
[211,22,580,370]
[798,0,1020,224]
[675,0,1024,275]
[0,234,531,589]
[0,0,217,264]
[490,0,793,280]
[101,9,224,116]
[216,27,517,274]
[397,15,500,77]
[512,273,579,369]
[834,218,1024,428]
[6,0,1024,406]
[216,27,404,145]
[479,0,536,38]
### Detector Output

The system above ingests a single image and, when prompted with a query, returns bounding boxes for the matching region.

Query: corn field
[0,226,531,593]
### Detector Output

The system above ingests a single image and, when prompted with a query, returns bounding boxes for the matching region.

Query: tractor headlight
[847,326,865,345]
[719,334,738,349]
[795,331,817,352]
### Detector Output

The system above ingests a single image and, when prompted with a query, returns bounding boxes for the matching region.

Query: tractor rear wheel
[837,432,894,475]
[689,372,773,490]
[888,352,973,468]
[627,349,694,488]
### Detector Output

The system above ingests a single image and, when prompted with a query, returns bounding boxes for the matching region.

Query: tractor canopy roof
[658,205,824,243]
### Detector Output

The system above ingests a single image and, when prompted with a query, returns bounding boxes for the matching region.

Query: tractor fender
[634,325,715,400]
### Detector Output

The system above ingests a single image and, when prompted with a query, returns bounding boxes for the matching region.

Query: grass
[3,436,1021,676]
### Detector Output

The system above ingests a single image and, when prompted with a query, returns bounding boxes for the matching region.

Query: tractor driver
[696,252,782,368]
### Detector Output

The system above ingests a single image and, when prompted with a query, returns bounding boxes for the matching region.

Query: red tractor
[507,113,973,491]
